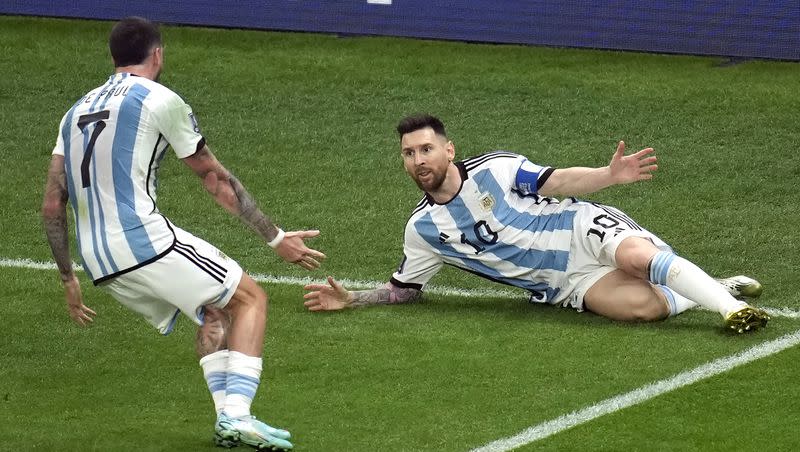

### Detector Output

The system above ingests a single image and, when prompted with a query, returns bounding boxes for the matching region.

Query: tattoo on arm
[192,147,280,243]
[44,215,73,281]
[42,160,74,282]
[228,174,281,243]
[350,285,422,307]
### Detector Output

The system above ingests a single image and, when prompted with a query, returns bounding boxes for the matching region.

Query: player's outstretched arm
[303,277,422,312]
[538,141,657,196]
[182,145,325,270]
[41,155,96,326]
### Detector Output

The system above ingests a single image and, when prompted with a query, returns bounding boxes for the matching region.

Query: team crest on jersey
[478,193,495,212]
[188,112,201,133]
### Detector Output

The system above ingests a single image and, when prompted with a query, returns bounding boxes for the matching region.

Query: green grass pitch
[0,16,798,451]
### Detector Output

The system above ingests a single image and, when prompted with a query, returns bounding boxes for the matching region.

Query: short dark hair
[396,114,447,140]
[109,16,162,67]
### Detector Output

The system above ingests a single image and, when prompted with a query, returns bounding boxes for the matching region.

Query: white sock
[199,350,229,416]
[649,251,746,317]
[656,285,698,317]
[224,351,263,418]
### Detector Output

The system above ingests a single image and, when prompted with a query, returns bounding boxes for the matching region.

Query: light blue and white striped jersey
[391,151,582,303]
[52,73,203,284]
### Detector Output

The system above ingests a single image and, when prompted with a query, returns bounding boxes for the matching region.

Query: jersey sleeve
[390,221,443,290]
[51,114,68,156]
[152,89,204,159]
[513,157,554,196]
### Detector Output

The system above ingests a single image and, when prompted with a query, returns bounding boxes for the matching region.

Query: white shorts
[556,202,671,311]
[100,226,243,335]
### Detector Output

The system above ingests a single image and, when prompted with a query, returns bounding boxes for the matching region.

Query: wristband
[267,228,286,248]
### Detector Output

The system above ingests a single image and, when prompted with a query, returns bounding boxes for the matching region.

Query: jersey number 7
[77,110,111,188]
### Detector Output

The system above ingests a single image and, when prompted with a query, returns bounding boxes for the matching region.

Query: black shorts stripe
[93,243,173,286]
[173,246,225,284]
[174,243,227,280]
[174,241,228,276]
[595,203,642,231]
[606,205,642,231]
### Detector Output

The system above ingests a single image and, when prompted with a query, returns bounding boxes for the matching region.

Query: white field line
[4,257,799,450]
[471,328,800,452]
[2,257,799,319]
[0,257,524,298]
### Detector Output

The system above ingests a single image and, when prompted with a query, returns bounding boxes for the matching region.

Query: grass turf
[0,15,798,451]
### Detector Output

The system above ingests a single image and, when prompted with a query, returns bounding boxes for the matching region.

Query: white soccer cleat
[716,275,763,299]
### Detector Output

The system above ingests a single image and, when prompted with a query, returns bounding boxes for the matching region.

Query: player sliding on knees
[303,114,768,334]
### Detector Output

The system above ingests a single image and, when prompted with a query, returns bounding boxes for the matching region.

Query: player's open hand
[303,276,351,311]
[274,229,326,270]
[609,141,658,184]
[63,275,96,326]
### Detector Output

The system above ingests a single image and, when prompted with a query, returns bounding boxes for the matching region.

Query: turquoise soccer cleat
[215,412,293,450]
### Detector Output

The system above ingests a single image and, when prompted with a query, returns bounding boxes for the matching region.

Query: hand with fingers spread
[273,229,327,270]
[609,141,658,185]
[62,274,96,326]
[303,276,352,311]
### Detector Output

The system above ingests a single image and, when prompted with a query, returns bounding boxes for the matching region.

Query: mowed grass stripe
[471,328,800,452]
[3,256,798,319]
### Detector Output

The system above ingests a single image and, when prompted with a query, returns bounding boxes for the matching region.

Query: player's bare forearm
[43,215,74,281]
[184,145,281,243]
[538,166,612,196]
[228,173,281,242]
[538,142,656,197]
[42,156,75,281]
[305,279,419,311]
[350,285,422,307]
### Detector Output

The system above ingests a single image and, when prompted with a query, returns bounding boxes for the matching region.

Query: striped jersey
[52,73,203,284]
[391,151,583,304]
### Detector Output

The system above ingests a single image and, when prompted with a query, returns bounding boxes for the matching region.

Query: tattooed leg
[196,306,230,358]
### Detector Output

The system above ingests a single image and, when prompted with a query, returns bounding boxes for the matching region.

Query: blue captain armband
[515,161,554,195]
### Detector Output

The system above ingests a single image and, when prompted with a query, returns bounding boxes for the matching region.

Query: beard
[411,167,447,193]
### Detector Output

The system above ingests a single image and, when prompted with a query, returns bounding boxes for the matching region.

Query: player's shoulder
[135,78,186,105]
[408,194,434,219]
[460,150,522,173]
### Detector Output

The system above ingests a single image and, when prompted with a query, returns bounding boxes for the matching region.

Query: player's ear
[152,46,163,65]
[446,140,455,162]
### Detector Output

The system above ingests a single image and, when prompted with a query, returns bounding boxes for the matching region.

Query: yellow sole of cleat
[725,307,770,334]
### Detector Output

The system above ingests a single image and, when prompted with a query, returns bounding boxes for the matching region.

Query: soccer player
[303,114,769,333]
[41,17,309,451]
